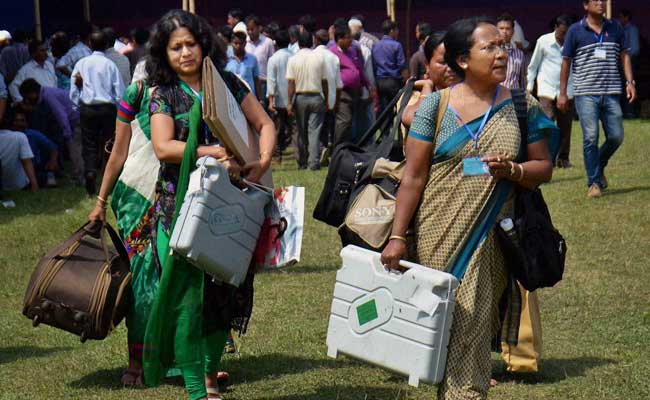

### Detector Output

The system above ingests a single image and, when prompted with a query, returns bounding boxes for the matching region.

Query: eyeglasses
[478,43,508,54]
[589,0,607,3]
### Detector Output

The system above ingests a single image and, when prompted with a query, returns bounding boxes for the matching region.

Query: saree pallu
[110,84,161,361]
[411,92,558,399]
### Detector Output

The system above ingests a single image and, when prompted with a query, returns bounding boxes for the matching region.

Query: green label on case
[357,299,379,326]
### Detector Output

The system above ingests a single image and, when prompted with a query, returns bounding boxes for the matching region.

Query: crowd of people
[0,0,642,399]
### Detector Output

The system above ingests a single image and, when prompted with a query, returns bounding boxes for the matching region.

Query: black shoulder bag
[498,89,567,291]
[313,78,415,228]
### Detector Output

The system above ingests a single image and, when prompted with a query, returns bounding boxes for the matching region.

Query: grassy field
[1,121,649,400]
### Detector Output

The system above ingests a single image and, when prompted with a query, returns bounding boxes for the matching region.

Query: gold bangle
[260,151,272,159]
[389,235,407,243]
[97,195,107,204]
[508,161,515,177]
[517,163,525,182]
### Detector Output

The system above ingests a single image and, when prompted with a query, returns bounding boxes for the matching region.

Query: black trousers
[79,103,117,175]
[376,78,402,115]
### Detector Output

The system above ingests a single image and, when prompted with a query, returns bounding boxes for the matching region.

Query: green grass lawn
[1,121,649,400]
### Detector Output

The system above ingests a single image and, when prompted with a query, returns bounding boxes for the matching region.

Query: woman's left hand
[482,154,517,181]
[243,159,271,183]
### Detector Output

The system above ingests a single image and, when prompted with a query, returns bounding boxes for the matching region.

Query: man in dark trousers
[69,30,124,195]
[372,20,408,114]
[329,24,370,144]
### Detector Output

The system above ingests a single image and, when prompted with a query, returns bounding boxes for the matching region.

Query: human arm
[287,79,296,116]
[621,51,636,103]
[253,59,261,101]
[0,98,5,126]
[380,136,432,269]
[526,42,543,92]
[266,58,277,113]
[240,92,276,183]
[322,79,329,108]
[48,93,75,139]
[20,158,39,191]
[557,58,571,112]
[69,64,82,106]
[149,88,228,164]
[56,55,73,77]
[9,68,25,102]
[88,119,132,221]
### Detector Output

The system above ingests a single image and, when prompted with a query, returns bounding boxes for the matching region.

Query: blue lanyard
[448,85,501,149]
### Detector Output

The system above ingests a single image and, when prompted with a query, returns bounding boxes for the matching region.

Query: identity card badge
[463,156,490,176]
[594,48,607,60]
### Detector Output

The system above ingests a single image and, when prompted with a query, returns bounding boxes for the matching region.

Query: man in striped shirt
[497,13,526,90]
[559,0,636,198]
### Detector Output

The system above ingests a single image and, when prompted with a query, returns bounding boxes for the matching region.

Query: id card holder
[594,48,607,60]
[463,156,490,176]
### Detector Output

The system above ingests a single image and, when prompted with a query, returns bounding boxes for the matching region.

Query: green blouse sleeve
[408,92,440,143]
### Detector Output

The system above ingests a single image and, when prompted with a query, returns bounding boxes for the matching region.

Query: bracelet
[389,235,407,243]
[517,163,525,182]
[96,195,107,204]
[260,151,272,159]
[626,80,636,86]
[508,161,516,177]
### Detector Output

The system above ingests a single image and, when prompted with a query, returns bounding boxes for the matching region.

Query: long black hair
[444,16,495,79]
[146,9,225,86]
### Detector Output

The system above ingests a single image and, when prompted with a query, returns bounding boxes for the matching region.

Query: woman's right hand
[380,239,407,271]
[199,145,228,160]
[88,204,106,222]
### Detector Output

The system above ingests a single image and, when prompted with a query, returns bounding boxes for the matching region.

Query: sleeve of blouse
[116,83,138,123]
[407,93,440,143]
[221,69,251,104]
[525,92,560,158]
[149,86,173,117]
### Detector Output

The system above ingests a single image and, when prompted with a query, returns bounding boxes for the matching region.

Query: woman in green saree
[143,10,275,400]
[381,17,559,399]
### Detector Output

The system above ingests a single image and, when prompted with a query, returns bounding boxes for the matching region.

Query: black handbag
[313,78,415,228]
[497,89,567,291]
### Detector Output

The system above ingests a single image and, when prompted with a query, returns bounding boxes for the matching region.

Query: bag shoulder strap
[511,88,528,161]
[133,80,146,114]
[435,88,450,137]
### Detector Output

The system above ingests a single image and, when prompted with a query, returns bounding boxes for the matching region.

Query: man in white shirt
[266,30,294,160]
[56,24,92,82]
[227,8,247,36]
[246,15,275,107]
[9,40,57,103]
[70,30,125,195]
[528,15,575,168]
[103,27,131,87]
[286,31,329,170]
[314,29,343,163]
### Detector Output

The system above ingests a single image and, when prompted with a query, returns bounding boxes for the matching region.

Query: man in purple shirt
[19,78,84,185]
[372,20,408,114]
[329,24,371,143]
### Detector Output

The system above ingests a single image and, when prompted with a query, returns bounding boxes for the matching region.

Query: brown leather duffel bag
[23,222,131,342]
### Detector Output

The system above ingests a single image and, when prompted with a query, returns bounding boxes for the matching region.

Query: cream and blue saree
[408,88,558,399]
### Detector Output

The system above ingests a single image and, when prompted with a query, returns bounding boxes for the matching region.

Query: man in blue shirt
[225,31,261,100]
[10,108,59,187]
[372,20,408,114]
[559,0,636,199]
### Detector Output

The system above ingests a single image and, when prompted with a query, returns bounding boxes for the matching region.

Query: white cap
[348,18,363,29]
[0,30,11,41]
